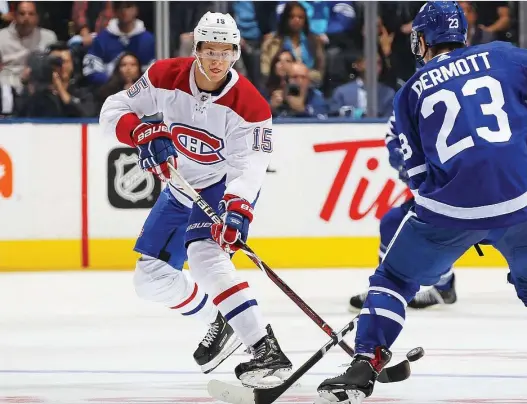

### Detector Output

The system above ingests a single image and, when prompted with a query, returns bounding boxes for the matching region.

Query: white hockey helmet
[193,12,241,66]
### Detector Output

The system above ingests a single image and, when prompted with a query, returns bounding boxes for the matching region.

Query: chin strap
[193,54,236,82]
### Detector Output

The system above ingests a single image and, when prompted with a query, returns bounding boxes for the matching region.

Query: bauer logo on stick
[107,147,161,209]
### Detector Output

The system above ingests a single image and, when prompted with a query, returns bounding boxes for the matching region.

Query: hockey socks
[188,240,267,347]
[355,268,419,354]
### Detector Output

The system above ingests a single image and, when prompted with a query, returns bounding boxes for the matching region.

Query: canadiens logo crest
[170,123,225,165]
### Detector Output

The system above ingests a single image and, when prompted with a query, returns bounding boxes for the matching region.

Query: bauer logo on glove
[132,122,178,182]
[136,124,170,143]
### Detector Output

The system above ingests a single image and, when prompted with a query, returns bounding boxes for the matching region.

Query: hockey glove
[211,194,254,254]
[386,139,409,185]
[132,122,177,182]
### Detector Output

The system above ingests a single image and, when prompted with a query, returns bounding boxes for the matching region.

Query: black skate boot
[348,291,368,312]
[317,346,392,404]
[235,324,293,388]
[408,274,457,309]
[193,312,242,374]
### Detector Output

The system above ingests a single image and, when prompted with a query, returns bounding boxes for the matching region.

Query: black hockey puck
[406,347,425,362]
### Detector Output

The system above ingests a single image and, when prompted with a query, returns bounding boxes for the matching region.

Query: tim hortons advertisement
[249,124,412,238]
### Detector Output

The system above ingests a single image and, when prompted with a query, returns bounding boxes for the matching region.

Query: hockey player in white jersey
[99,12,292,387]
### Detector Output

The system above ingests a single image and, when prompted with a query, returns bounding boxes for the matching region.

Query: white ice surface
[1,268,526,404]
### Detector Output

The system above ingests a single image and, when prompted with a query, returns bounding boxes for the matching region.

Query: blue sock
[355,265,419,355]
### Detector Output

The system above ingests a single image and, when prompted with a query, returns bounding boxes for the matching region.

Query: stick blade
[254,385,288,404]
[208,379,255,404]
[377,359,411,383]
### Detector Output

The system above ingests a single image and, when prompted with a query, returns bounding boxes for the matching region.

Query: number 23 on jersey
[399,75,512,164]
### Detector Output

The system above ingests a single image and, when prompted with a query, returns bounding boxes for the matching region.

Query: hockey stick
[166,163,419,383]
[208,317,358,404]
[166,162,355,358]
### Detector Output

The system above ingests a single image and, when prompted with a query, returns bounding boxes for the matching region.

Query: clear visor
[196,49,237,62]
[410,30,421,56]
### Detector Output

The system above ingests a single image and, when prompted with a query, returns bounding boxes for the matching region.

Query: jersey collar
[189,60,239,103]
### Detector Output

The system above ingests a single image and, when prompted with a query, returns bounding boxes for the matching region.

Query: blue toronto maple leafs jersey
[394,41,527,229]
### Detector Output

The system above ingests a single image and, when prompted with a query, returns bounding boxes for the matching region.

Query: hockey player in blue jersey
[318,2,527,403]
[348,113,457,311]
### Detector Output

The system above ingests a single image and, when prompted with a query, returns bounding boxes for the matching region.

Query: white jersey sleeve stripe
[412,188,527,219]
[407,164,427,177]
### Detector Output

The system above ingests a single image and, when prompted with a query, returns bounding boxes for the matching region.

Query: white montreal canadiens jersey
[99,57,273,207]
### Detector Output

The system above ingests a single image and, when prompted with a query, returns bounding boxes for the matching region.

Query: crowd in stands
[0,0,517,119]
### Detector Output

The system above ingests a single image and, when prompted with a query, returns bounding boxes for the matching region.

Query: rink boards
[0,121,507,270]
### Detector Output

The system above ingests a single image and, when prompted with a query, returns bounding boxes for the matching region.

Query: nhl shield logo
[107,147,161,209]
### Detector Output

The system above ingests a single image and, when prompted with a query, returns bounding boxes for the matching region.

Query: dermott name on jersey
[411,52,491,98]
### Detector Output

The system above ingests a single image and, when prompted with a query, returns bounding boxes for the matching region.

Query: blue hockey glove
[386,139,409,185]
[132,122,177,182]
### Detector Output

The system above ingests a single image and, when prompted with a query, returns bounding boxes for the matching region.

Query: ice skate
[317,346,392,404]
[348,291,368,311]
[234,324,293,388]
[193,312,242,374]
[408,274,457,309]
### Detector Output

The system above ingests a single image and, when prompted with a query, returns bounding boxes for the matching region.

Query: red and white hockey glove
[211,194,254,254]
[131,122,177,182]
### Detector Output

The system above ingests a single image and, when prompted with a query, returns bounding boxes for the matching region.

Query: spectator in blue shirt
[82,1,154,86]
[329,52,394,118]
[231,1,275,90]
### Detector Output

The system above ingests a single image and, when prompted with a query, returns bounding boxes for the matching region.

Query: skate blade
[208,379,254,404]
[318,389,366,404]
[347,305,362,314]
[240,367,294,388]
[201,337,242,374]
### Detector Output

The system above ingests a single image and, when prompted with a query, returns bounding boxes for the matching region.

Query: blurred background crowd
[0,1,518,119]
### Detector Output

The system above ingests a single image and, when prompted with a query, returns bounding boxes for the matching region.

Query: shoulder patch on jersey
[215,74,271,123]
[147,57,193,95]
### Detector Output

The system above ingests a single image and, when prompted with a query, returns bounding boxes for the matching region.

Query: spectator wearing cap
[0,1,56,92]
[82,1,154,86]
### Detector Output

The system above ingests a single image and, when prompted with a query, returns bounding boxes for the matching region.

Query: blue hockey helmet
[411,1,467,63]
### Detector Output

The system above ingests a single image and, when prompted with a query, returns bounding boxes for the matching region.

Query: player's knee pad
[133,254,193,306]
